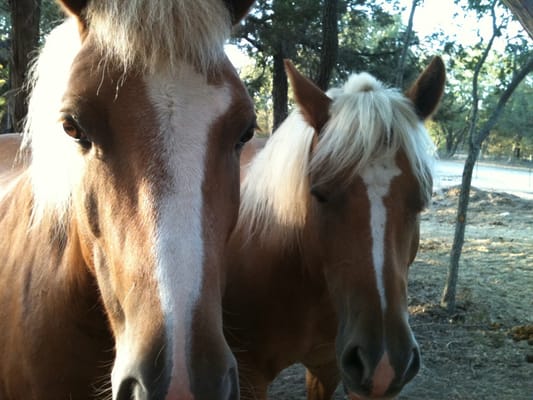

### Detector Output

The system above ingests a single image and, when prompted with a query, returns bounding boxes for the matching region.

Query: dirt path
[268,187,533,399]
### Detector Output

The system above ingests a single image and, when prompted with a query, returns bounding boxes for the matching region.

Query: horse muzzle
[338,332,420,399]
[114,357,239,400]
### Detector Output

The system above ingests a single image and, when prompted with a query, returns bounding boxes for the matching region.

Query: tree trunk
[441,52,533,312]
[445,126,467,158]
[502,0,533,39]
[441,144,478,311]
[8,0,41,133]
[315,0,338,91]
[440,1,497,312]
[272,43,288,131]
[396,0,419,88]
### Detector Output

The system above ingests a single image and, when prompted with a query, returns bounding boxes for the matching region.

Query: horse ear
[406,56,446,120]
[224,0,255,24]
[57,0,89,18]
[57,0,89,34]
[284,59,331,134]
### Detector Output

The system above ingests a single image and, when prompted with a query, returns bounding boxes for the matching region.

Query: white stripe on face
[360,158,401,312]
[148,64,231,393]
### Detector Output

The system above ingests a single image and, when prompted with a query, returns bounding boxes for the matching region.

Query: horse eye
[61,116,91,149]
[310,186,328,203]
[236,122,256,151]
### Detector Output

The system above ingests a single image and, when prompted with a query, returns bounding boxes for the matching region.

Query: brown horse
[0,0,256,399]
[224,58,445,400]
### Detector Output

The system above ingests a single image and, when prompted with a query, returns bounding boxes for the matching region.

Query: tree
[395,0,420,87]
[488,81,533,157]
[441,0,533,312]
[0,0,62,132]
[236,0,422,132]
[315,0,339,90]
[502,0,533,39]
[236,0,323,130]
[7,0,41,132]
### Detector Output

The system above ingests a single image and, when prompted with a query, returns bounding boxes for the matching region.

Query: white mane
[238,112,315,245]
[86,0,231,74]
[238,72,435,245]
[310,73,434,195]
[22,19,83,226]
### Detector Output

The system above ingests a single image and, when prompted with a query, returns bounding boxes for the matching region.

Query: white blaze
[149,64,231,391]
[360,158,401,312]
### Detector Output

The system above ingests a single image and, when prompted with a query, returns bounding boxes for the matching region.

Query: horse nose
[340,345,420,398]
[115,370,171,400]
[400,346,421,385]
[116,377,146,400]
[114,364,238,400]
[189,353,240,400]
[341,345,383,393]
[221,363,240,400]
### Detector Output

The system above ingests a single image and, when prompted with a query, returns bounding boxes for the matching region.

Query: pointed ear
[57,0,89,34]
[57,0,88,18]
[284,59,331,134]
[224,0,255,24]
[406,56,446,120]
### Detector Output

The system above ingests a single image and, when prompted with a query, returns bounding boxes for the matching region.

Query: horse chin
[348,392,397,400]
[345,383,398,400]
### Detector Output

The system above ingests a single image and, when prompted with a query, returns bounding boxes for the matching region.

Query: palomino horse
[0,0,256,399]
[224,58,445,399]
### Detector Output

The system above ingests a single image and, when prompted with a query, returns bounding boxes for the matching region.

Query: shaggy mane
[22,19,83,226]
[237,72,435,246]
[86,0,232,74]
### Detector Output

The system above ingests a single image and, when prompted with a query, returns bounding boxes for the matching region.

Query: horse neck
[0,172,103,324]
[0,171,112,395]
[224,204,335,375]
[227,206,327,302]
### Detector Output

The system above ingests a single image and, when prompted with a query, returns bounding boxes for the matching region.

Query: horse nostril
[224,365,240,400]
[403,347,421,383]
[341,346,371,391]
[116,377,140,400]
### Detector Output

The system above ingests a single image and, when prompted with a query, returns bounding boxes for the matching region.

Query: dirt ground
[268,186,533,399]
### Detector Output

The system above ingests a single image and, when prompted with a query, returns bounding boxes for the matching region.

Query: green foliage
[233,0,324,131]
[428,0,532,159]
[0,0,64,127]
[40,0,64,38]
[234,0,422,132]
[485,79,533,160]
[234,0,531,157]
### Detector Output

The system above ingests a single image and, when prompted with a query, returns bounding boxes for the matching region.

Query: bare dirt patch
[268,187,533,399]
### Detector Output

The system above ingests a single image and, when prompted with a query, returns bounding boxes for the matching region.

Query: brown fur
[0,0,256,399]
[224,59,445,400]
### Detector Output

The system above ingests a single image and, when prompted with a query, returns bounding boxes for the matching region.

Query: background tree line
[0,0,62,132]
[0,0,532,312]
[2,0,531,163]
[229,0,532,164]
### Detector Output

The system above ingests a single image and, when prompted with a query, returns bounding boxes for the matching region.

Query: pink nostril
[370,352,395,397]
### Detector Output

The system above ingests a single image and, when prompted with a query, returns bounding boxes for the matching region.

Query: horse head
[285,58,445,399]
[23,0,255,398]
